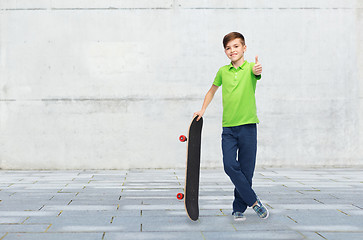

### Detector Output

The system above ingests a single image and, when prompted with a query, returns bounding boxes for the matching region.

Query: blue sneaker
[253,197,269,219]
[233,212,246,221]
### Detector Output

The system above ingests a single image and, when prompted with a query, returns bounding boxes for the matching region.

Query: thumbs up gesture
[252,56,262,76]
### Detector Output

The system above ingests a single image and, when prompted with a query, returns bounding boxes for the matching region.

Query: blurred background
[0,0,362,169]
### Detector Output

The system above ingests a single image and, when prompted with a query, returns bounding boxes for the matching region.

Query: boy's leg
[233,188,248,213]
[222,126,257,214]
[237,124,269,219]
[237,124,258,205]
[232,124,258,213]
[237,124,257,186]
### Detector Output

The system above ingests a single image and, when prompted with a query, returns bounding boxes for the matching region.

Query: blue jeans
[222,124,258,214]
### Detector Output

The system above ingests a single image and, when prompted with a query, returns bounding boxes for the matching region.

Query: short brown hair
[223,32,245,48]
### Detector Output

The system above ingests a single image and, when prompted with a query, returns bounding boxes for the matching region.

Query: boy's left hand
[252,56,262,76]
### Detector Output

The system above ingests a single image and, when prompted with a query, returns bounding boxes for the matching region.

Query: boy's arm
[252,56,262,76]
[194,84,219,121]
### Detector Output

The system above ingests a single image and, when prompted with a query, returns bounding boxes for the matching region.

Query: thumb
[255,55,259,64]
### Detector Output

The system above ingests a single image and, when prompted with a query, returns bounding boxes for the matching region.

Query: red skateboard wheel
[177,193,184,200]
[179,135,187,142]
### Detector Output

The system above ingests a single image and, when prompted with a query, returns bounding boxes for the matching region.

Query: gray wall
[1,0,362,169]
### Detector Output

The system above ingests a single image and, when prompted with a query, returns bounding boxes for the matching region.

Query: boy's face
[224,38,246,63]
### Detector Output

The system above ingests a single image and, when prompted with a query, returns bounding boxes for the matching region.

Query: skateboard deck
[178,116,203,221]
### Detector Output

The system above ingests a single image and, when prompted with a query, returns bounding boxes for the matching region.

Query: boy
[194,32,269,221]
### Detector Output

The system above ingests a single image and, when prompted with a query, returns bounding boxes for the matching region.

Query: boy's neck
[232,57,245,69]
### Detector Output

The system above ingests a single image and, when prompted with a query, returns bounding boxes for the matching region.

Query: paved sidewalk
[0,168,362,240]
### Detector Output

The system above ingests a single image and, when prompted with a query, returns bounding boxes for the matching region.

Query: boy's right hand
[193,110,205,121]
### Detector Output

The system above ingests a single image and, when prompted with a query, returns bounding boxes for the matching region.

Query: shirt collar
[229,60,247,70]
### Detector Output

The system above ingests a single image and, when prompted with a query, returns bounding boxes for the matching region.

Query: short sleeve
[213,68,222,86]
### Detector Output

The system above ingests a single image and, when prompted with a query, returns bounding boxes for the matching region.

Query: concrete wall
[0,0,362,169]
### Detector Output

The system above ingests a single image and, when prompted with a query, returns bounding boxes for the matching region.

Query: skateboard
[177,116,203,221]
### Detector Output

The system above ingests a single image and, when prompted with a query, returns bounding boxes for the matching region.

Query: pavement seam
[21,217,30,224]
[0,233,8,240]
[329,194,339,199]
[313,198,324,204]
[57,210,63,217]
[295,230,307,239]
[219,209,227,215]
[287,215,298,223]
[352,203,363,210]
[265,203,274,209]
[337,209,350,216]
[44,224,52,233]
[315,232,327,239]
[231,223,237,231]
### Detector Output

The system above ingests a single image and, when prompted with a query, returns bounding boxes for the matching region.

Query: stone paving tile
[104,231,204,240]
[0,168,362,239]
[202,231,305,239]
[142,216,237,232]
[317,232,363,240]
[0,224,50,233]
[4,232,103,240]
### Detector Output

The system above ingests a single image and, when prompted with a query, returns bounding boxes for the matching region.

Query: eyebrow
[225,44,240,48]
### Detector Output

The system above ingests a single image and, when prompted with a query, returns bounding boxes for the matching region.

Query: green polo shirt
[213,61,261,127]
